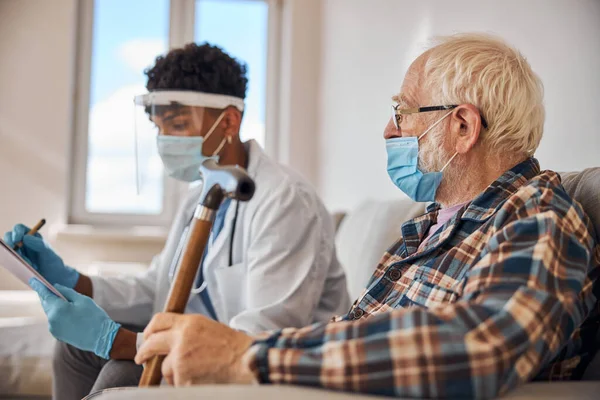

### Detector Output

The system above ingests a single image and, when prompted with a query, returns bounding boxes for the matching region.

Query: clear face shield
[133,91,245,191]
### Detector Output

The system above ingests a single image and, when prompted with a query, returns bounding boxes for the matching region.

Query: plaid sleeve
[244,207,598,399]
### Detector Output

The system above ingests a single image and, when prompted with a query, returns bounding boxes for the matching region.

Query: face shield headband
[133,91,245,191]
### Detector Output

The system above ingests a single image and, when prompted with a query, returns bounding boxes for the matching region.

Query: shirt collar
[244,139,262,179]
[426,157,542,222]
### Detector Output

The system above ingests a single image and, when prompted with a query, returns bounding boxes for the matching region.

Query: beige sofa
[1,168,599,398]
[0,282,54,398]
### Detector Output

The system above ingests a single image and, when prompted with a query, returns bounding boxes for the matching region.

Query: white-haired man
[134,34,600,399]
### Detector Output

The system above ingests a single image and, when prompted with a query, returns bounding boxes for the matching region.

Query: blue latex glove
[29,278,121,360]
[3,224,79,288]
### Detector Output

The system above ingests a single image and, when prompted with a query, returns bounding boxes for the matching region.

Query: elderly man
[134,34,600,399]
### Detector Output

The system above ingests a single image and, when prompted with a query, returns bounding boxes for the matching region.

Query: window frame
[68,0,281,227]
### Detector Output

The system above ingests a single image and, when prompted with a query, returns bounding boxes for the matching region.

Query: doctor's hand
[29,278,121,360]
[135,313,256,386]
[4,224,80,289]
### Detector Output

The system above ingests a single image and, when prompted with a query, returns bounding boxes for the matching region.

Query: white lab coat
[90,140,350,335]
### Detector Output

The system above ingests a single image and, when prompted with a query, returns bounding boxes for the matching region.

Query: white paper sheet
[0,239,67,300]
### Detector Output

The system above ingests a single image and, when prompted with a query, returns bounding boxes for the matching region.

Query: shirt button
[388,269,401,281]
[351,308,364,320]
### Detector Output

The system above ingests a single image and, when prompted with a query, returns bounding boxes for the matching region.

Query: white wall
[317,0,600,212]
[275,0,322,186]
[0,0,74,231]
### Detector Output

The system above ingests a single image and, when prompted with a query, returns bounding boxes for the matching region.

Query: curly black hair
[145,43,248,99]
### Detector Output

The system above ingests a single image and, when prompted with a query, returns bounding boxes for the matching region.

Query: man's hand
[134,313,256,386]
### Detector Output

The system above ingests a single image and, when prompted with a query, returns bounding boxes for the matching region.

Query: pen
[14,219,46,250]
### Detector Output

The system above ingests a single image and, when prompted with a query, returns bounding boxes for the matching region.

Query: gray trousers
[52,340,143,400]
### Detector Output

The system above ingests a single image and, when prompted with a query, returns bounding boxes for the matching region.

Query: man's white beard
[417,125,450,173]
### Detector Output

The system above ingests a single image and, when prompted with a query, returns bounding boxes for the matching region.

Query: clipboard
[0,238,67,301]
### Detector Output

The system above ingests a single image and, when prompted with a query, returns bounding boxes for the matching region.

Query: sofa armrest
[91,382,600,400]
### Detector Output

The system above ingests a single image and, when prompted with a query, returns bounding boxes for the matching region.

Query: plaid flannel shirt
[246,158,600,399]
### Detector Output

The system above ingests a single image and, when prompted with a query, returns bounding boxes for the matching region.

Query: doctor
[4,43,349,400]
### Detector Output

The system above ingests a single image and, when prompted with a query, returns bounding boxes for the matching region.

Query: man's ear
[450,104,483,154]
[222,107,242,140]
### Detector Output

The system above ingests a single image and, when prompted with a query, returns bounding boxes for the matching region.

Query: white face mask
[156,112,226,182]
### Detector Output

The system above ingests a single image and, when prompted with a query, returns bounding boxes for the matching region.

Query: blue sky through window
[90,0,169,107]
[85,0,268,215]
[195,0,268,145]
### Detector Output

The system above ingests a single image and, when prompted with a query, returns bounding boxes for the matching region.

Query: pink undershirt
[417,201,468,251]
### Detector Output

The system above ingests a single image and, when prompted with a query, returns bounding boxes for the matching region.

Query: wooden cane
[138,160,255,387]
[82,203,221,395]
[138,204,215,386]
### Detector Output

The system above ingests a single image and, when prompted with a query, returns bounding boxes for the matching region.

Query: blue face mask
[156,112,226,182]
[386,111,457,202]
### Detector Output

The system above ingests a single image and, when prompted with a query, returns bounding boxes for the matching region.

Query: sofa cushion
[560,169,600,381]
[560,168,600,242]
[89,382,600,400]
[336,199,424,300]
[0,291,54,397]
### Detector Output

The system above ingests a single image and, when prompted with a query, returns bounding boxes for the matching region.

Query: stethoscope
[168,200,240,294]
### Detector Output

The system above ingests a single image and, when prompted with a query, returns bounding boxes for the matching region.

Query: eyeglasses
[391,104,488,130]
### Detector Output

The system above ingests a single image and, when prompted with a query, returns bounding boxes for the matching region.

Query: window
[195,0,269,146]
[70,0,279,226]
